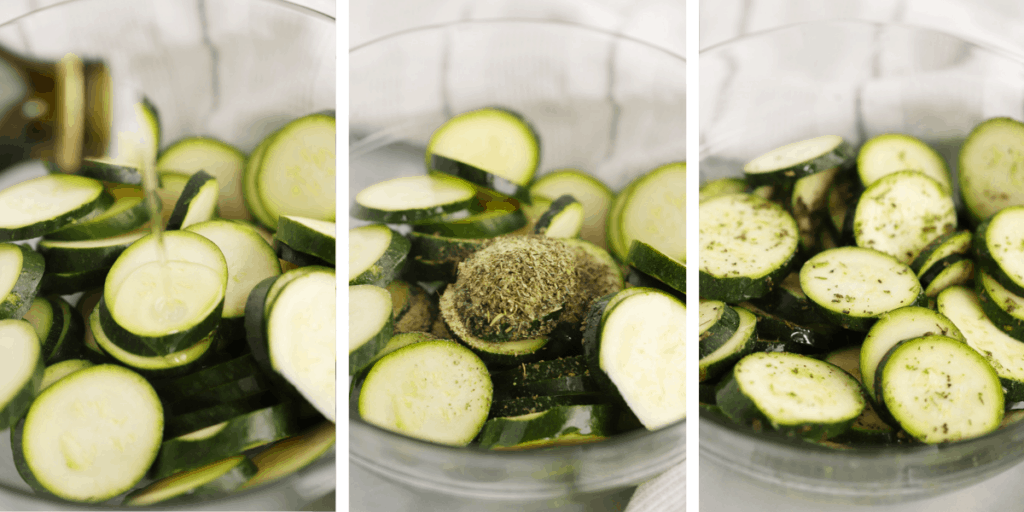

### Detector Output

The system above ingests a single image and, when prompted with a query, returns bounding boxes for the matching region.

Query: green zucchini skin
[533,194,581,236]
[75,158,145,186]
[488,394,610,419]
[11,417,48,494]
[149,354,263,401]
[977,269,1024,341]
[743,136,854,189]
[477,404,616,450]
[625,266,684,301]
[37,233,143,274]
[698,301,740,359]
[407,231,484,265]
[44,196,152,241]
[349,226,411,287]
[910,230,973,276]
[489,356,589,392]
[975,215,1024,297]
[746,274,829,326]
[740,301,856,355]
[165,170,218,231]
[245,276,306,398]
[493,374,602,401]
[0,177,112,242]
[276,240,333,268]
[699,255,795,304]
[98,294,223,357]
[429,154,533,203]
[45,296,86,364]
[415,203,528,239]
[123,455,257,506]
[24,297,61,360]
[164,391,281,440]
[38,267,109,296]
[580,293,622,397]
[162,374,274,416]
[0,244,45,321]
[627,240,685,295]
[699,307,758,383]
[274,216,335,264]
[0,342,43,432]
[153,402,298,480]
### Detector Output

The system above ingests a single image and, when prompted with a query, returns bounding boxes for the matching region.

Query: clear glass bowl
[0,0,335,509]
[350,19,685,503]
[700,20,1024,504]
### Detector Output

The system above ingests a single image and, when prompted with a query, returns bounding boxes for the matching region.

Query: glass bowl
[700,20,1024,504]
[349,19,685,504]
[0,0,335,509]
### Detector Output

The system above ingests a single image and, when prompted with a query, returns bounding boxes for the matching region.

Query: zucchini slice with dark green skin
[823,346,896,444]
[742,134,853,188]
[23,297,59,358]
[488,394,609,419]
[38,267,108,296]
[618,162,687,266]
[490,356,589,391]
[274,215,335,264]
[162,373,274,416]
[477,404,617,450]
[407,231,484,265]
[747,272,829,325]
[958,117,1024,224]
[530,169,613,249]
[975,207,1024,297]
[699,300,739,359]
[606,178,640,262]
[243,136,277,230]
[236,421,335,491]
[699,193,799,303]
[165,170,219,230]
[910,230,972,277]
[533,194,583,238]
[876,335,1002,444]
[44,194,153,241]
[716,351,864,440]
[625,266,684,301]
[0,320,44,431]
[0,243,45,320]
[699,307,757,382]
[351,174,477,224]
[39,359,93,392]
[0,174,112,242]
[977,268,1024,342]
[920,255,973,297]
[255,114,336,224]
[493,373,602,401]
[153,402,298,480]
[276,240,333,268]
[158,137,248,221]
[37,229,146,273]
[90,306,219,379]
[123,455,257,506]
[149,354,263,401]
[700,178,747,202]
[739,301,853,355]
[439,287,549,369]
[346,283,393,376]
[415,201,528,239]
[164,391,282,440]
[627,240,685,295]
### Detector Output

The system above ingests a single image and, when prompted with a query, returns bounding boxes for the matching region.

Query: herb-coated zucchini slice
[349,225,411,287]
[699,300,739,359]
[910,230,973,277]
[859,306,964,403]
[0,320,43,431]
[852,170,956,264]
[561,238,624,297]
[699,193,799,303]
[477,404,617,450]
[489,355,588,388]
[739,301,850,355]
[347,284,393,375]
[488,394,610,419]
[439,287,549,368]
[164,170,219,231]
[857,133,952,192]
[407,231,484,265]
[102,230,228,356]
[958,117,1024,223]
[415,202,528,239]
[699,307,757,383]
[976,206,1024,297]
[274,215,335,264]
[584,288,686,430]
[0,174,110,242]
[426,108,539,201]
[123,455,257,506]
[627,240,685,295]
[920,256,973,297]
[977,268,1024,342]
[746,272,828,325]
[37,229,147,274]
[256,114,336,224]
[530,169,613,249]
[938,286,1024,402]
[742,134,853,188]
[878,335,1002,444]
[800,247,924,332]
[619,162,686,264]
[359,340,492,446]
[0,243,45,320]
[236,421,335,491]
[243,136,277,230]
[823,346,896,444]
[533,195,584,238]
[158,137,248,221]
[493,373,602,401]
[791,166,841,253]
[17,364,162,502]
[352,175,477,224]
[390,283,436,334]
[699,177,747,203]
[44,194,152,241]
[716,351,865,440]
[38,359,93,392]
[153,402,298,480]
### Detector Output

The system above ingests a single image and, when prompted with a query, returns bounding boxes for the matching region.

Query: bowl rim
[698,17,1024,469]
[0,0,335,28]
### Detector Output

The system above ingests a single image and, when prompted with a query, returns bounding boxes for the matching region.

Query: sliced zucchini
[256,113,336,224]
[747,272,828,325]
[17,364,163,502]
[606,178,639,262]
[489,394,609,419]
[415,202,528,239]
[0,243,45,320]
[618,162,686,264]
[349,225,411,288]
[23,297,59,357]
[426,108,539,201]
[155,171,191,228]
[358,340,492,446]
[123,455,257,506]
[561,238,624,297]
[739,301,850,355]
[976,206,1024,297]
[910,230,973,277]
[852,170,956,264]
[243,136,277,230]
[958,117,1024,223]
[90,306,216,377]
[39,359,93,392]
[533,195,584,238]
[878,335,1002,444]
[235,421,335,491]
[275,215,335,265]
[47,296,88,364]
[44,194,152,241]
[742,135,853,188]
[530,169,613,248]
[489,356,589,393]
[699,300,740,359]
[164,392,282,441]
[37,229,147,274]
[75,158,146,186]
[699,177,747,203]
[921,256,973,297]
[0,174,110,242]
[347,284,393,375]
[38,267,108,297]
[407,231,485,267]
[799,247,924,332]
[716,351,864,440]
[0,319,44,431]
[164,170,219,231]
[857,133,952,192]
[977,268,1024,341]
[477,404,616,450]
[439,287,549,368]
[627,240,685,295]
[823,347,896,443]
[352,175,477,224]
[157,137,248,221]
[276,240,332,269]
[699,193,799,303]
[699,306,757,383]
[148,354,262,401]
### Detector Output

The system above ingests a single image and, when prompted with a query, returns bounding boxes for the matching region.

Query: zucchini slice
[716,351,865,440]
[606,178,639,262]
[18,365,163,502]
[0,319,44,431]
[415,202,528,239]
[618,162,686,264]
[958,117,1024,223]
[561,238,624,297]
[358,340,492,446]
[275,215,335,265]
[256,113,336,224]
[799,247,924,332]
[739,301,850,355]
[859,306,964,403]
[44,194,152,241]
[426,108,539,201]
[977,268,1024,341]
[878,335,1002,444]
[157,137,248,221]
[236,421,335,491]
[47,296,88,364]
[276,240,333,269]
[910,230,973,277]
[530,169,613,249]
[627,240,685,295]
[352,175,477,224]
[155,171,191,228]
[699,300,740,359]
[165,170,219,231]
[0,174,110,242]
[439,287,549,368]
[920,256,973,297]
[852,170,956,264]
[37,229,147,274]
[488,394,609,419]
[699,193,799,303]
[938,286,1024,402]
[823,347,896,444]
[489,356,589,393]
[698,306,757,383]
[243,136,277,230]
[699,177,747,203]
[533,195,584,239]
[742,135,853,188]
[0,243,45,320]
[39,267,108,297]
[349,225,411,287]
[123,455,257,506]
[89,307,216,377]
[976,206,1024,297]
[149,354,262,401]
[857,133,952,193]
[477,404,617,450]
[39,359,93,392]
[347,284,393,376]
[23,297,59,358]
